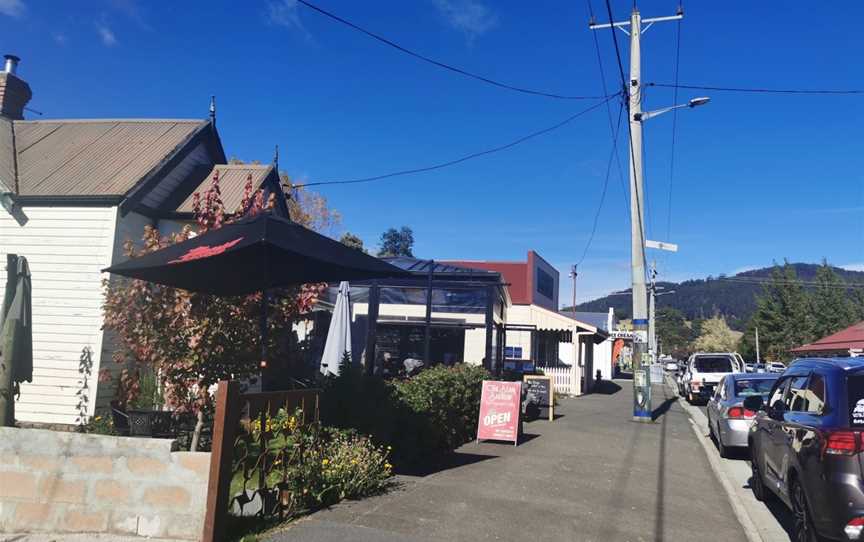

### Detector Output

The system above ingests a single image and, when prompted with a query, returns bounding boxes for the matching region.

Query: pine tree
[809,260,857,339]
[750,261,813,361]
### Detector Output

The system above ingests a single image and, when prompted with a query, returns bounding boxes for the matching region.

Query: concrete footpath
[266,381,748,542]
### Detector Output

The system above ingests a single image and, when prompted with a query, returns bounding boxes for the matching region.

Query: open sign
[476,380,521,445]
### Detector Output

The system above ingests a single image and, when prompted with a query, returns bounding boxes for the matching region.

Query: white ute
[682,352,744,404]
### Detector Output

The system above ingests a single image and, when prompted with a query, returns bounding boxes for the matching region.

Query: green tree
[749,262,814,361]
[852,288,864,321]
[339,232,367,253]
[377,227,414,257]
[809,260,858,339]
[692,316,739,352]
[655,307,690,358]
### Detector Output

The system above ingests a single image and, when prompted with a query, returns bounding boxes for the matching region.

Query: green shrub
[321,364,490,468]
[394,364,488,452]
[79,410,117,435]
[232,408,392,515]
[320,428,392,500]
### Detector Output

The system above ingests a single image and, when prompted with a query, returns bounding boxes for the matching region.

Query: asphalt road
[669,376,795,542]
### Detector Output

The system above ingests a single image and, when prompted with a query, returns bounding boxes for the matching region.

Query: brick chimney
[0,55,32,120]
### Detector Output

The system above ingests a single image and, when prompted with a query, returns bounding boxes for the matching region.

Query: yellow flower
[322,458,330,466]
[351,459,357,465]
[94,416,102,421]
[384,463,392,469]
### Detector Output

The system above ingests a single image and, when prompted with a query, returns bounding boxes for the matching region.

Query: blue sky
[4,0,863,304]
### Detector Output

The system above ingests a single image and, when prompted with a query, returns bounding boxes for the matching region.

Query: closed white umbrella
[320,281,352,376]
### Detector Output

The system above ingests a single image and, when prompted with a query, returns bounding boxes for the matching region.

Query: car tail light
[727,407,756,419]
[845,517,864,540]
[823,431,862,456]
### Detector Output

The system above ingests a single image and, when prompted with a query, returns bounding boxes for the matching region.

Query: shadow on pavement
[654,391,670,541]
[652,396,678,421]
[745,475,795,540]
[395,451,497,477]
[594,381,623,395]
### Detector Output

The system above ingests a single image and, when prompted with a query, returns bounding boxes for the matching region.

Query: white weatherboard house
[0,55,279,425]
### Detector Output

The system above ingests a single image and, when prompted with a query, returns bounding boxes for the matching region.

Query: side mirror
[743,395,764,412]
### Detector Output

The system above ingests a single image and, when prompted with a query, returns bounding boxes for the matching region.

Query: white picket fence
[539,366,577,395]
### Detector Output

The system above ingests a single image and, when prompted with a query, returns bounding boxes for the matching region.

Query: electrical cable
[665,12,682,244]
[603,0,650,279]
[295,0,610,101]
[713,277,864,289]
[578,101,625,265]
[648,82,864,95]
[294,95,615,188]
[586,0,629,213]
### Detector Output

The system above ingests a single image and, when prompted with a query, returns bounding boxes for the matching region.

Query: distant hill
[574,263,864,330]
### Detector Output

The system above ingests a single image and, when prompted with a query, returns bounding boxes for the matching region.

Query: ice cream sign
[476,380,522,445]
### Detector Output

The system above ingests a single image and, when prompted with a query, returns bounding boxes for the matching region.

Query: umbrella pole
[259,290,269,391]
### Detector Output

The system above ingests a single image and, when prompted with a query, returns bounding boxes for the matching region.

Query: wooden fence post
[202,380,240,542]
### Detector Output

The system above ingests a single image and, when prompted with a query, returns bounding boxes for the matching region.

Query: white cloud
[97,24,117,46]
[841,263,864,272]
[268,0,311,40]
[0,0,24,17]
[433,0,497,42]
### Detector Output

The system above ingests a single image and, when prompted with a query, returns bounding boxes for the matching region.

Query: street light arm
[635,96,710,121]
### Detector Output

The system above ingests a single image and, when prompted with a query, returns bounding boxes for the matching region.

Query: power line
[602,0,650,278]
[294,96,615,188]
[295,0,609,101]
[586,0,629,213]
[665,12,682,243]
[712,277,864,289]
[648,82,864,95]
[578,101,625,265]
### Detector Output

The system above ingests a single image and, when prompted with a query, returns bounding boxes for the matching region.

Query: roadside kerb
[665,374,789,542]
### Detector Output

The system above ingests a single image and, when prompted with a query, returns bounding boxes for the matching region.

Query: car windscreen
[734,378,776,398]
[848,375,864,427]
[693,356,734,373]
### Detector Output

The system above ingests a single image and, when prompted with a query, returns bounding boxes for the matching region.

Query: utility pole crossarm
[589,13,682,31]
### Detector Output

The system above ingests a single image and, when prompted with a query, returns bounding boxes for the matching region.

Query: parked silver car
[706,373,779,457]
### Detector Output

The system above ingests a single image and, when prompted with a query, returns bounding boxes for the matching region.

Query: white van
[682,352,744,404]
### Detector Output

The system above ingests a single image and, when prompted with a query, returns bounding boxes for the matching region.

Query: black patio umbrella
[103,172,406,386]
[103,176,406,295]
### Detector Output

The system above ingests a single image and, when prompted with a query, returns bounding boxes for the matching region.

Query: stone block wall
[0,427,210,540]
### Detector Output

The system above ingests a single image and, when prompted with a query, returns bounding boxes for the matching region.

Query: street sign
[645,240,678,252]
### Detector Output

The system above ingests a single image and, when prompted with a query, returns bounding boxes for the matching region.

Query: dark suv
[746,357,864,542]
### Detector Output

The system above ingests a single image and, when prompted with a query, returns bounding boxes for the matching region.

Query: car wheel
[717,426,730,459]
[749,450,769,502]
[791,479,819,542]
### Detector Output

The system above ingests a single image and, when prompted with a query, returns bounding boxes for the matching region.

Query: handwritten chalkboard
[523,375,554,421]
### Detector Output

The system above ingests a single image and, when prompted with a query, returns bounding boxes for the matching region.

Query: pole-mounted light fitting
[688,96,710,107]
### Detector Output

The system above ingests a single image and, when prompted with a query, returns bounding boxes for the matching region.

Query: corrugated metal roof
[382,257,500,276]
[12,119,205,196]
[0,116,15,193]
[174,164,275,213]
